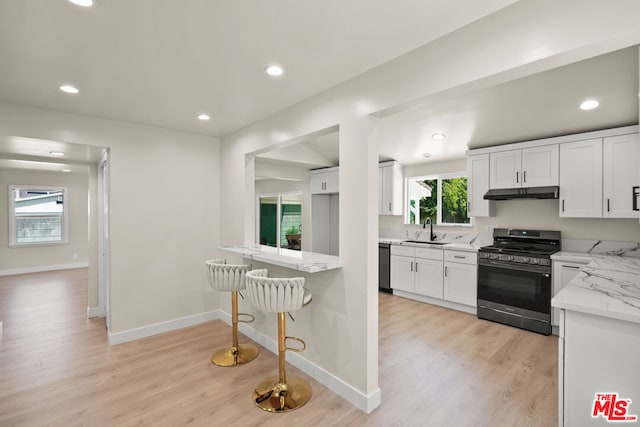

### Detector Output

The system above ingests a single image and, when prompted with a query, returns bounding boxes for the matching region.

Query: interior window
[405,173,470,226]
[9,185,68,246]
[258,192,302,250]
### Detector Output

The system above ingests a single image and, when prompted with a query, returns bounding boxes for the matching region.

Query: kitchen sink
[403,240,447,245]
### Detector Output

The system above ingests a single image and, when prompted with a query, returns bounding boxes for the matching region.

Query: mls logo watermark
[592,393,638,422]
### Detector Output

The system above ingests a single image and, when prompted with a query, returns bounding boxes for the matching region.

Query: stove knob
[523,257,529,263]
[507,256,514,261]
[491,254,499,260]
[532,259,539,264]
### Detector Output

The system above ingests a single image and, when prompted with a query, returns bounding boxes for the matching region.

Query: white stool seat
[244,269,312,412]
[245,269,311,313]
[206,260,249,292]
[204,259,259,367]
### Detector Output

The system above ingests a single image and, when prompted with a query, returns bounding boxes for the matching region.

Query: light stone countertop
[219,245,342,273]
[379,238,481,252]
[552,255,640,325]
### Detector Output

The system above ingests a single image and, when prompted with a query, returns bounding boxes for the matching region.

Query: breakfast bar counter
[219,245,342,273]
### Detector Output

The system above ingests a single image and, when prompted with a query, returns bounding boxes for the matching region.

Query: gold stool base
[253,376,312,412]
[210,343,260,367]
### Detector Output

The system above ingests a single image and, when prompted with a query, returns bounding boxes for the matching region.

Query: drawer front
[415,247,443,261]
[444,250,477,265]
[391,245,415,257]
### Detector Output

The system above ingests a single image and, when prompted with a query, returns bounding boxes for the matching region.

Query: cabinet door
[324,170,339,193]
[603,133,639,218]
[490,149,521,189]
[414,258,443,298]
[559,138,603,217]
[467,154,495,217]
[552,261,586,326]
[379,165,393,214]
[310,172,326,194]
[521,145,559,187]
[390,255,414,293]
[443,262,477,306]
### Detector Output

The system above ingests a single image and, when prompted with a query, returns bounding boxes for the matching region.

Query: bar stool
[205,259,260,367]
[245,269,312,412]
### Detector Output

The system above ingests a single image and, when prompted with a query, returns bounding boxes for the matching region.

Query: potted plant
[285,225,301,249]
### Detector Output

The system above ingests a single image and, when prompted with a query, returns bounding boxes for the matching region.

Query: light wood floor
[0,269,558,426]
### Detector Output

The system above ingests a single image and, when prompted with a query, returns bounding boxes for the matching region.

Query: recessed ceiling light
[49,151,65,156]
[580,99,599,110]
[265,65,284,76]
[68,0,93,6]
[423,153,431,158]
[197,114,210,121]
[432,133,446,141]
[59,85,79,94]
[61,169,71,173]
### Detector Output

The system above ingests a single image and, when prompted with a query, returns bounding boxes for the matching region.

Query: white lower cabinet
[443,250,477,307]
[552,259,589,327]
[391,244,477,312]
[390,245,443,297]
[559,310,640,426]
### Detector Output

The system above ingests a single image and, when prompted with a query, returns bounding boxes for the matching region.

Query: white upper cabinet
[379,161,403,215]
[310,167,339,194]
[466,154,495,217]
[559,138,603,217]
[521,145,559,187]
[489,145,558,189]
[489,149,521,189]
[603,133,639,219]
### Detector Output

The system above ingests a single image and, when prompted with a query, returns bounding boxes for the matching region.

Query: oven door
[477,260,551,315]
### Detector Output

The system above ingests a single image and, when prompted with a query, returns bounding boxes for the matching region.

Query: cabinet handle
[415,263,418,272]
[516,171,519,183]
[607,198,610,212]
[454,255,466,259]
[562,265,581,269]
[562,199,565,212]
[444,266,448,276]
[410,262,413,272]
[388,202,392,212]
[523,170,526,183]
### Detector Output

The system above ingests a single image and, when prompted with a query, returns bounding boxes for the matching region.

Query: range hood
[483,186,559,200]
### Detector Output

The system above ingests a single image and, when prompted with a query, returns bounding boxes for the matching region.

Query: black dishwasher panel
[379,243,392,294]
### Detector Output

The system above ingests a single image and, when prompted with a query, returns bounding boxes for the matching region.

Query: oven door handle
[479,260,550,274]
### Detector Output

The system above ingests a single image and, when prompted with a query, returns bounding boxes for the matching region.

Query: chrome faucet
[423,217,436,241]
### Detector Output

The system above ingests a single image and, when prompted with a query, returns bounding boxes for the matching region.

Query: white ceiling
[0,1,637,175]
[0,0,518,138]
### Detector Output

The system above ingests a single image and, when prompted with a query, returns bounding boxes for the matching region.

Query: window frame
[256,191,303,250]
[9,185,69,248]
[404,171,471,227]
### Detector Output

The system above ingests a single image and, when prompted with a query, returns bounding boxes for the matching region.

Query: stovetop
[478,228,561,259]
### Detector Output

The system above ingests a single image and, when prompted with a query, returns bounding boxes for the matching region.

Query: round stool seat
[245,269,312,413]
[206,260,249,292]
[245,269,311,313]
[205,259,259,367]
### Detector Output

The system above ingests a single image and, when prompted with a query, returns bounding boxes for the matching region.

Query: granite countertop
[551,251,593,263]
[552,255,640,325]
[219,245,342,273]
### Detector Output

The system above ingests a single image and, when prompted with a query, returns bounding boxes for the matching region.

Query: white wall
[219,1,640,412]
[0,102,221,335]
[0,168,89,274]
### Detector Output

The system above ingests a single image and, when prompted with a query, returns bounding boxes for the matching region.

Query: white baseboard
[108,310,223,345]
[0,262,89,277]
[87,306,104,318]
[109,309,380,413]
[231,313,381,414]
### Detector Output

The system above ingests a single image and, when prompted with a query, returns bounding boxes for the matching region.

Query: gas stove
[478,228,561,266]
[477,228,561,335]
